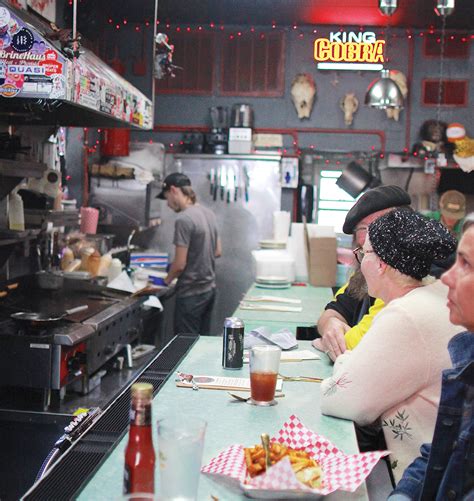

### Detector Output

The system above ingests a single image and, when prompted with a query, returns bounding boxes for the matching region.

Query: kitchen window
[316,170,357,233]
[220,31,285,96]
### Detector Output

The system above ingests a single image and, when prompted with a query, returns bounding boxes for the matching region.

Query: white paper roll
[272,211,291,241]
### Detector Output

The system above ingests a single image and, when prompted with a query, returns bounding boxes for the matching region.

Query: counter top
[234,283,333,326]
[77,336,368,500]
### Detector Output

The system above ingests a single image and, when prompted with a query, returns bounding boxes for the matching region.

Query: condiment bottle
[8,191,25,231]
[123,383,155,496]
[87,250,101,276]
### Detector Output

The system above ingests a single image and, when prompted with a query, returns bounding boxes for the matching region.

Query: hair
[180,186,197,204]
[462,212,474,233]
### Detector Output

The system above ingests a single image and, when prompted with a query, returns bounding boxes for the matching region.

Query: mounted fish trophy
[290,74,316,119]
[339,93,359,126]
[385,70,408,121]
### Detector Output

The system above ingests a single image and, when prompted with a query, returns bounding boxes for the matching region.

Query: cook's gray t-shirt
[173,204,219,297]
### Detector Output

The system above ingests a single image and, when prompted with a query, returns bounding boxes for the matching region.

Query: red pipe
[153,125,385,155]
[405,35,415,154]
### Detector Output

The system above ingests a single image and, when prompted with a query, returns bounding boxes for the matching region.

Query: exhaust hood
[0,1,153,129]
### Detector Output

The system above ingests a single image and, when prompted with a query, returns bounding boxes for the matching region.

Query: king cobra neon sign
[314,31,385,71]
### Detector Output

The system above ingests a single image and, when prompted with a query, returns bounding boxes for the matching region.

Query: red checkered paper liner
[202,414,389,496]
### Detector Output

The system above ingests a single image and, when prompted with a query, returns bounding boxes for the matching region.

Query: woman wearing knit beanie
[321,208,459,484]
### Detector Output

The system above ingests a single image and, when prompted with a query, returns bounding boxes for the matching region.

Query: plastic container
[8,192,25,231]
[107,258,123,282]
[251,250,296,282]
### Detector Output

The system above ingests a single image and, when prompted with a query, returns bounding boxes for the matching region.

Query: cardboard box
[304,222,337,287]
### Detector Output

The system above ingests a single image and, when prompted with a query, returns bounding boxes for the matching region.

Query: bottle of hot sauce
[123,382,156,497]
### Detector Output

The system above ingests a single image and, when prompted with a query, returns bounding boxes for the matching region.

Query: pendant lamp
[435,0,455,17]
[365,69,404,109]
[378,0,398,16]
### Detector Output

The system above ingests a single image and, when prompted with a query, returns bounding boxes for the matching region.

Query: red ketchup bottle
[123,382,156,497]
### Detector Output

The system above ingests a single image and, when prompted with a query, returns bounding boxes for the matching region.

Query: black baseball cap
[157,172,191,199]
[343,185,412,234]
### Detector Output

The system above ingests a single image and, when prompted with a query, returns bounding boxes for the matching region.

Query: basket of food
[202,415,389,498]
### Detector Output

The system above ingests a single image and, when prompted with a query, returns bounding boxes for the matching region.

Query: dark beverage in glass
[250,371,278,402]
[124,382,156,497]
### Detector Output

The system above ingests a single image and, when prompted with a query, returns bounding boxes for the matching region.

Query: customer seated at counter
[389,214,474,501]
[320,209,459,483]
[313,185,411,360]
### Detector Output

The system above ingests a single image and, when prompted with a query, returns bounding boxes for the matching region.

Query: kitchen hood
[0,1,153,129]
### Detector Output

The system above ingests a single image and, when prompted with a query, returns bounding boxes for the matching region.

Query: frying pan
[11,305,89,328]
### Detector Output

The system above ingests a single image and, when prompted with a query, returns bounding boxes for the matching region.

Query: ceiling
[95,0,474,31]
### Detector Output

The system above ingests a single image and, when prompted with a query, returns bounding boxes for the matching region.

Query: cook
[157,172,221,335]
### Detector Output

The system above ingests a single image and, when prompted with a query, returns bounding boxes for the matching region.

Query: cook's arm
[165,245,188,285]
[215,237,222,258]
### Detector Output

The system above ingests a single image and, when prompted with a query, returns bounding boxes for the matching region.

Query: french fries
[244,442,323,489]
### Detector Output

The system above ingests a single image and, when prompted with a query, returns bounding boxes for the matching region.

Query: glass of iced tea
[248,345,281,406]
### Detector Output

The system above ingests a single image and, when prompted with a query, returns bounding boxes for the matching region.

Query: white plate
[255,283,291,289]
[256,275,290,284]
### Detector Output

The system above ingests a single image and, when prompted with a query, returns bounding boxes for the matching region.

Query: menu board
[0,5,67,99]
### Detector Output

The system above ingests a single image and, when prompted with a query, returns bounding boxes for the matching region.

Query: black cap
[368,208,457,280]
[343,185,412,234]
[157,172,191,199]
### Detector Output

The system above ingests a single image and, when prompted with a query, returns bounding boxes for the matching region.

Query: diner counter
[234,283,334,326]
[78,335,368,500]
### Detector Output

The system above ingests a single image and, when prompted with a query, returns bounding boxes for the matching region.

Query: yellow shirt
[333,283,385,350]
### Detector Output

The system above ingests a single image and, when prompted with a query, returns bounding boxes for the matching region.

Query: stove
[0,278,146,407]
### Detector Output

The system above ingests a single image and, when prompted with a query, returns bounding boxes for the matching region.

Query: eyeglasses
[353,226,368,234]
[353,246,375,264]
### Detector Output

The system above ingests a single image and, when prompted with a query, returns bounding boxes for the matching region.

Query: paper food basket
[202,415,389,499]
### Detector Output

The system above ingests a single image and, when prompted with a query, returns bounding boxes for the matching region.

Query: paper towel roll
[272,211,291,241]
[287,224,308,281]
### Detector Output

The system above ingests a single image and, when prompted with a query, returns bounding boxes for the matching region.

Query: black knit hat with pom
[368,208,457,280]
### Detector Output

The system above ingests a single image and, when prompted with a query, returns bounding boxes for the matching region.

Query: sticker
[11,28,34,53]
[0,7,11,29]
[0,83,21,97]
[31,40,46,54]
[5,72,24,88]
[49,74,65,98]
[8,64,45,76]
[39,49,62,76]
[29,343,49,349]
[8,17,20,35]
[0,32,11,50]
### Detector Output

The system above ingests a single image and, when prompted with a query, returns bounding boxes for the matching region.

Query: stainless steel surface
[161,154,282,335]
[36,271,64,290]
[231,104,254,128]
[172,153,282,161]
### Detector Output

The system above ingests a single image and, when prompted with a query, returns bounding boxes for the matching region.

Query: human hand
[319,317,349,360]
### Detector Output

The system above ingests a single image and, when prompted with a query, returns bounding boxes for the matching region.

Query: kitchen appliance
[0,277,146,408]
[228,128,253,154]
[231,104,254,128]
[210,106,230,129]
[205,106,229,154]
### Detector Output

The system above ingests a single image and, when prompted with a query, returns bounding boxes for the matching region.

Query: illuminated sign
[314,31,385,71]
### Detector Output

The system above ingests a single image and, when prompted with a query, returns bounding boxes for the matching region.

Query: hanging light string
[436,13,447,128]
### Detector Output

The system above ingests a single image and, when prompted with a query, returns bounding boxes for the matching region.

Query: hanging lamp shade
[365,69,404,109]
[378,0,398,16]
[435,0,455,17]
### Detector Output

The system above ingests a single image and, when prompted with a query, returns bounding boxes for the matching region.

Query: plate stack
[255,276,291,289]
[258,239,287,250]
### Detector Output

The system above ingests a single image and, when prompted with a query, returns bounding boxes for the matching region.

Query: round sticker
[11,27,34,53]
[0,83,21,98]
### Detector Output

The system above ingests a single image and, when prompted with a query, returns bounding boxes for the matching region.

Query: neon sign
[314,31,385,71]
